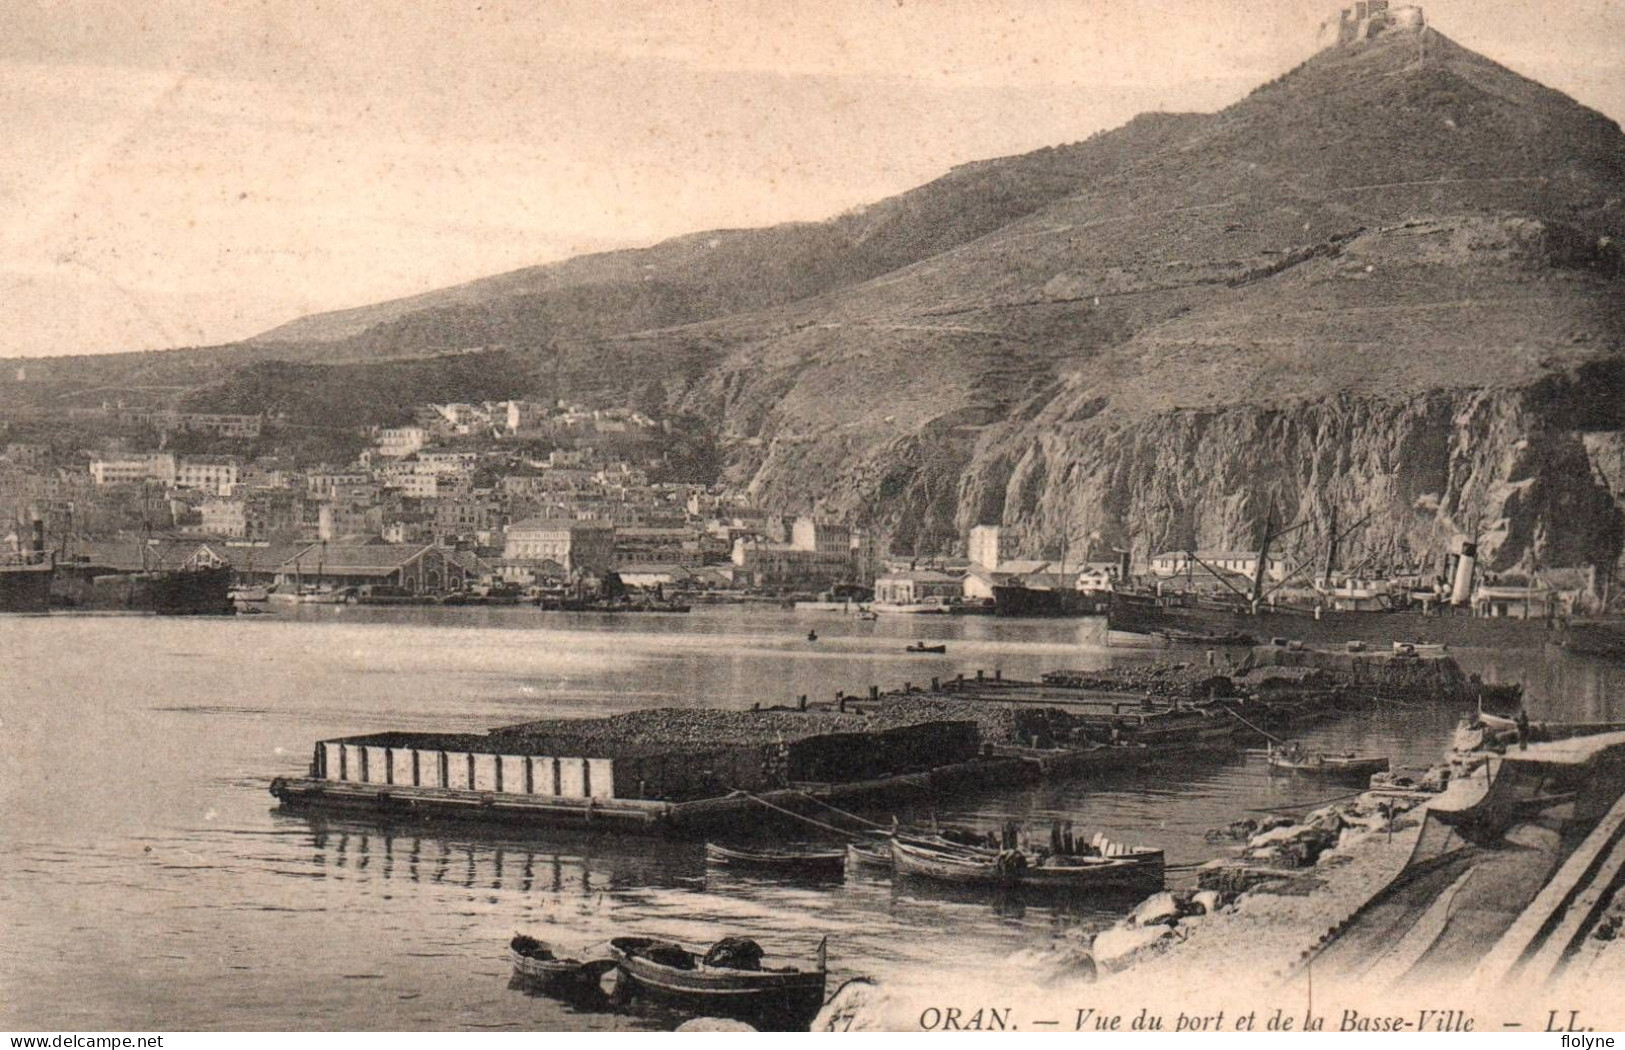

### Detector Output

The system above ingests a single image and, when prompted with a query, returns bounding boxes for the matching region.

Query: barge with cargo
[272,646,1516,836]
[270,710,1014,834]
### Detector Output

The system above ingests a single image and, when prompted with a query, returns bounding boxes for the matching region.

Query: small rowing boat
[1019,853,1161,891]
[608,936,828,1031]
[891,836,1162,892]
[844,838,893,872]
[904,643,947,654]
[1267,746,1390,781]
[705,842,846,878]
[508,934,614,992]
[890,838,1023,885]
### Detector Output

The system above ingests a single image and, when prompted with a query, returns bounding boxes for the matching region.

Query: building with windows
[89,453,176,486]
[174,457,239,495]
[275,544,466,595]
[730,538,852,590]
[1149,550,1286,581]
[874,570,963,606]
[375,426,428,459]
[503,517,615,575]
[790,517,851,556]
[166,412,264,438]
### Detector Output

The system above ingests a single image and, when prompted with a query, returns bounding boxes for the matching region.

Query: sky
[2,0,1622,359]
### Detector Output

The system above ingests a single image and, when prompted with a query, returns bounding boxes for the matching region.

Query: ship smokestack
[1451,541,1477,606]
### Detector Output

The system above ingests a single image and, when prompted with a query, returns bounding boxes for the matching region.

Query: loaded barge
[272,647,1512,835]
[270,709,1018,835]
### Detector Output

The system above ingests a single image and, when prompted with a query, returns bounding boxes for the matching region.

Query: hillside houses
[3,396,897,598]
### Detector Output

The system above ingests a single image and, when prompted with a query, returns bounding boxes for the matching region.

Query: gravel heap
[488,707,870,755]
[1043,664,1235,698]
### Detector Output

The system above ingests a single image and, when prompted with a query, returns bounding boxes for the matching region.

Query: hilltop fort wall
[1317,1,1426,50]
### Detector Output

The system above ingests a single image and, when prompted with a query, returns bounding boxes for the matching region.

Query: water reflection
[6,607,1625,1030]
[294,817,707,894]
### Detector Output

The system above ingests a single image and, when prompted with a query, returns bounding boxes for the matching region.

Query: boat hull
[845,840,892,872]
[0,562,53,613]
[1109,592,1567,649]
[1267,754,1391,781]
[992,584,1108,618]
[890,839,1018,885]
[608,938,827,1030]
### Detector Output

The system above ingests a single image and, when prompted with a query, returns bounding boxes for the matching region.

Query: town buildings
[502,517,616,580]
[3,396,912,598]
[874,569,963,606]
[273,543,468,595]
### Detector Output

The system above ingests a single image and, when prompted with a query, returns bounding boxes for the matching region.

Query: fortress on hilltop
[1317,1,1427,49]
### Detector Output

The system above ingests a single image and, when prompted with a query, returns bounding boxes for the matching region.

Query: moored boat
[607,935,828,1030]
[889,838,1023,885]
[844,838,893,872]
[1020,852,1163,892]
[1266,745,1390,781]
[508,934,614,994]
[904,642,947,654]
[0,559,54,613]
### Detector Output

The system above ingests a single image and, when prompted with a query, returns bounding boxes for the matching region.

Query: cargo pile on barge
[270,708,1001,833]
[272,646,1518,835]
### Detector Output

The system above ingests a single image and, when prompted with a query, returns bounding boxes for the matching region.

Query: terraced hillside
[5,22,1623,573]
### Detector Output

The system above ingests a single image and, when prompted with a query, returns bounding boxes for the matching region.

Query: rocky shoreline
[814,787,1432,1031]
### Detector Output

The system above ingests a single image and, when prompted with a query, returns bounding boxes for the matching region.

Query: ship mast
[1251,498,1277,606]
[1322,503,1339,587]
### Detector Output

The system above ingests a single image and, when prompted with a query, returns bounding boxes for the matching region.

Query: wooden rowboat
[1019,855,1162,891]
[890,838,1022,885]
[904,643,947,654]
[892,837,1161,892]
[705,842,846,878]
[508,934,614,992]
[1267,748,1390,781]
[608,936,828,1030]
[845,839,893,872]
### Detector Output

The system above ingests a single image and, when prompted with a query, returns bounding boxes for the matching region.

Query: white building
[375,426,428,459]
[503,517,616,575]
[791,517,851,556]
[89,452,176,486]
[174,457,240,495]
[968,525,1015,571]
[1149,550,1286,581]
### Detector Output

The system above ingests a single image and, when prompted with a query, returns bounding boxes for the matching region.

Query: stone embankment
[814,786,1431,1030]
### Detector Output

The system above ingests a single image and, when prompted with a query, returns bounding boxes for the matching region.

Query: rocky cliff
[657,28,1625,574]
[8,22,1624,579]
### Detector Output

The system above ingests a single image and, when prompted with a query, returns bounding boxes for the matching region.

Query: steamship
[0,518,54,614]
[1108,509,1573,650]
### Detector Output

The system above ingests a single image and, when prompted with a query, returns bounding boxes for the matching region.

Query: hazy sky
[3,0,1622,358]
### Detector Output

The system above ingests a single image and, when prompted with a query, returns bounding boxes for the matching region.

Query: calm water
[3,606,1622,1030]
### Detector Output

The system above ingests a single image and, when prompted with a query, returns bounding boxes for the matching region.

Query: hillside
[247,111,1208,354]
[651,26,1625,565]
[6,19,1624,575]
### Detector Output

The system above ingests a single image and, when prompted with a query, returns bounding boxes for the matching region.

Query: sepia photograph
[3,0,1625,1036]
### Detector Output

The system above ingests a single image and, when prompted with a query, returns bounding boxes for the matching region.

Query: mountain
[657,23,1625,569]
[247,110,1209,354]
[6,17,1624,575]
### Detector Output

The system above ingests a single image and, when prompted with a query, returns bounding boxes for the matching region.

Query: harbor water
[3,606,1622,1030]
